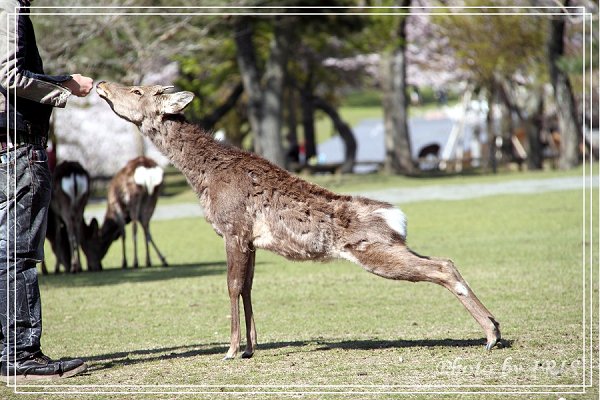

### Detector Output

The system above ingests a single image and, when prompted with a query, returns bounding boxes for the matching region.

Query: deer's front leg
[121,227,128,269]
[224,239,252,360]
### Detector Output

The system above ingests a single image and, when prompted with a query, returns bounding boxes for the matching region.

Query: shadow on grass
[84,337,511,372]
[39,261,227,288]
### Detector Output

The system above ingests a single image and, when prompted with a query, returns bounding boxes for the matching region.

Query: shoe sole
[3,363,88,384]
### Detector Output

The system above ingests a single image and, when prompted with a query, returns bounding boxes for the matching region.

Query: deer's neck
[99,214,122,256]
[141,116,220,193]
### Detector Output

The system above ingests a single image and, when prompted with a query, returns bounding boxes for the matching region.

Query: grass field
[2,169,598,399]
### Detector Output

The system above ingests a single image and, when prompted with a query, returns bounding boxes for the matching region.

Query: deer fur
[46,161,90,273]
[96,81,501,359]
[42,207,70,274]
[84,156,168,270]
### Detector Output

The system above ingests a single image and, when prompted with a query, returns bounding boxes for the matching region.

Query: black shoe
[1,351,88,382]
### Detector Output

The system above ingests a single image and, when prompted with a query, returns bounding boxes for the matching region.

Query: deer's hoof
[485,334,502,351]
[222,355,235,361]
[485,317,501,351]
[241,351,254,359]
[486,340,504,351]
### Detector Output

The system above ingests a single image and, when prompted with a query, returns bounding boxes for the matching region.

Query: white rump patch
[74,174,88,201]
[455,282,469,296]
[60,173,88,203]
[134,166,164,194]
[60,175,75,202]
[375,207,407,239]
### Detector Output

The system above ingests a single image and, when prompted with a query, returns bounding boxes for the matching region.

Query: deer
[96,81,501,360]
[42,207,70,274]
[45,161,90,273]
[83,156,168,270]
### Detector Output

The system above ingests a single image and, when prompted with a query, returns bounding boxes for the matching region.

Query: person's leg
[0,262,42,362]
[0,146,43,361]
[0,146,87,381]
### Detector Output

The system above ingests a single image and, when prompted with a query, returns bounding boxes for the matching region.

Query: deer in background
[96,81,501,360]
[44,161,90,273]
[84,156,168,270]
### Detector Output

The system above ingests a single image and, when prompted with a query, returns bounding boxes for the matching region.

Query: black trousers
[0,145,51,362]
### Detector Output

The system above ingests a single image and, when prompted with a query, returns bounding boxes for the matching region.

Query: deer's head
[96,81,194,126]
[81,217,104,271]
[80,216,123,271]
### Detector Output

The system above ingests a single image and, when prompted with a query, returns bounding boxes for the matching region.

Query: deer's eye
[131,89,143,96]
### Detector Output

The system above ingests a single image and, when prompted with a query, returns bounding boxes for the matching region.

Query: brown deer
[84,156,168,270]
[45,161,90,274]
[96,81,501,360]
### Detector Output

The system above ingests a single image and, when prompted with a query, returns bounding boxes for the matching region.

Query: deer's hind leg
[131,219,140,268]
[347,242,501,350]
[141,219,168,267]
[241,247,257,359]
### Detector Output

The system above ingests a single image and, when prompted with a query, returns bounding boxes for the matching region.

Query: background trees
[32,1,597,175]
[433,0,549,171]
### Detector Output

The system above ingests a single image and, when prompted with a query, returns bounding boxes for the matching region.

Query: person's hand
[64,74,94,97]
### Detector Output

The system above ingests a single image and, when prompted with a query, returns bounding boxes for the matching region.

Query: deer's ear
[84,218,99,238]
[160,92,194,114]
[90,218,99,231]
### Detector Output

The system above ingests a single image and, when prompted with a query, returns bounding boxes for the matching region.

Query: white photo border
[4,4,596,396]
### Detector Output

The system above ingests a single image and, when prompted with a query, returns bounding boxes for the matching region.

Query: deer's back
[199,151,401,261]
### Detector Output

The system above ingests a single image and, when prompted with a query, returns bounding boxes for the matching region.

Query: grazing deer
[96,81,501,360]
[84,156,168,270]
[47,161,90,273]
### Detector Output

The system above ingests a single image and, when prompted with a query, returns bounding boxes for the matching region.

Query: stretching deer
[96,81,501,359]
[84,156,168,270]
[46,161,90,273]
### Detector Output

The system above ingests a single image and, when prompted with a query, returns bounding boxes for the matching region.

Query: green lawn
[3,171,597,399]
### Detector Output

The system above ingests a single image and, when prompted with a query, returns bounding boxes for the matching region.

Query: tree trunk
[259,20,289,167]
[286,86,299,164]
[526,89,545,170]
[234,18,289,168]
[486,85,498,174]
[235,18,265,155]
[548,0,581,169]
[313,96,357,173]
[381,0,414,175]
[300,76,317,162]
